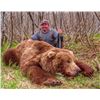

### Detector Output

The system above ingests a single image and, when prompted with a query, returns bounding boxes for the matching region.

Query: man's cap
[40,19,49,25]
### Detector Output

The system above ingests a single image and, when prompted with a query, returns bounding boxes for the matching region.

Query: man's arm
[51,30,59,47]
[31,32,39,40]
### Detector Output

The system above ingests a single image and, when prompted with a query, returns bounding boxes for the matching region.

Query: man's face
[40,23,49,33]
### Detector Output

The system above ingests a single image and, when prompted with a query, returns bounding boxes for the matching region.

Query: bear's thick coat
[3,40,94,86]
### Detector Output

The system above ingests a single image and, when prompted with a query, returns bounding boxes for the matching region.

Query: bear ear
[47,51,56,58]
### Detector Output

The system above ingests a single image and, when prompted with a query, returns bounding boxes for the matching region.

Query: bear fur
[3,40,94,86]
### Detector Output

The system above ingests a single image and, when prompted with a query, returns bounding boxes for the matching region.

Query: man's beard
[41,29,49,33]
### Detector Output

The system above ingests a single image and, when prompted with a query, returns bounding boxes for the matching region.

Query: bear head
[40,48,81,77]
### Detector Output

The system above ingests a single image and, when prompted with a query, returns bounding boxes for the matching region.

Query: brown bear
[3,40,94,86]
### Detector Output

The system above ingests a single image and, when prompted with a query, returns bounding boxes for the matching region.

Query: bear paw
[83,68,94,77]
[43,78,62,86]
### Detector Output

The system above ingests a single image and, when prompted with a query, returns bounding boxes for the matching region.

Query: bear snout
[62,62,81,77]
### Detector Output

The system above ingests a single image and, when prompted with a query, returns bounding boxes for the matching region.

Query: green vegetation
[1,34,100,89]
[93,33,100,40]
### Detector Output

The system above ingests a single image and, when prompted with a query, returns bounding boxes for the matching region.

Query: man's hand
[57,28,63,35]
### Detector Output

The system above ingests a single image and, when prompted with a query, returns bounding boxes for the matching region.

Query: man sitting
[31,19,64,48]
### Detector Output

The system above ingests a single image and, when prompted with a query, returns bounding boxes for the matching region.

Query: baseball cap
[40,19,49,25]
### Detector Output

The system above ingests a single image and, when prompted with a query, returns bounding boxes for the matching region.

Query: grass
[1,33,100,89]
[93,33,100,40]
